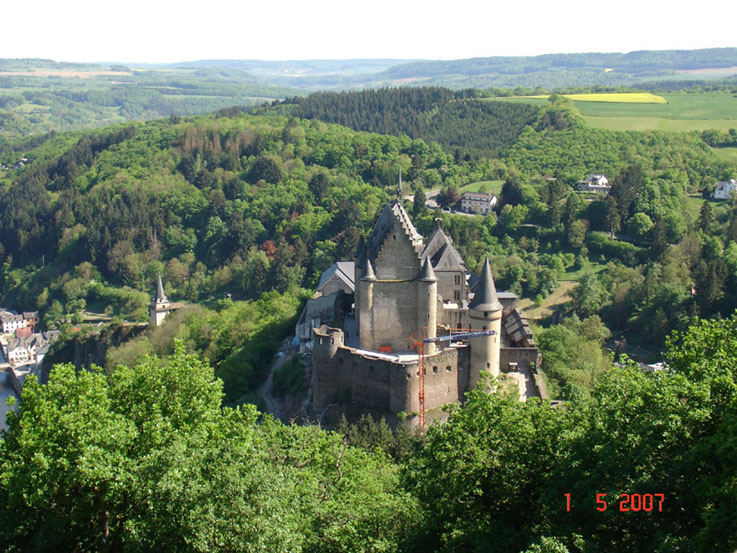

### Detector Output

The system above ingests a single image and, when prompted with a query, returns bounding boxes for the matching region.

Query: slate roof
[422,226,466,273]
[461,191,497,202]
[317,261,356,292]
[155,275,168,303]
[361,200,424,264]
[469,257,502,312]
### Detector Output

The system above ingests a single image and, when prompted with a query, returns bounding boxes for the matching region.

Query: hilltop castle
[311,197,544,424]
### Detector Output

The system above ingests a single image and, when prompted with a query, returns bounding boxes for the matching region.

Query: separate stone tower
[469,256,502,388]
[150,275,172,327]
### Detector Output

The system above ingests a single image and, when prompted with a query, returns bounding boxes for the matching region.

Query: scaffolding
[409,326,496,430]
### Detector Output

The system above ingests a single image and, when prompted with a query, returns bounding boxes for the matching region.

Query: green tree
[0,344,416,552]
[698,201,715,234]
[611,164,644,221]
[406,387,565,553]
[627,212,654,240]
[247,156,282,184]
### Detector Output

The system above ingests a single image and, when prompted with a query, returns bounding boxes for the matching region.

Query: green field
[498,92,737,132]
[525,92,667,104]
[583,116,737,132]
[458,180,503,194]
[712,146,737,163]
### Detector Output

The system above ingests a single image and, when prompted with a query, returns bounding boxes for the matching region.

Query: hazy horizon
[3,0,735,65]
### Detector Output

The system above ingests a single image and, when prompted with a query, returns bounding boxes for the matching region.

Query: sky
[2,0,736,64]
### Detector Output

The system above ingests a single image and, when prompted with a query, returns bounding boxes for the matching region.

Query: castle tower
[469,256,502,388]
[355,196,426,352]
[357,256,376,349]
[417,257,438,355]
[150,275,171,327]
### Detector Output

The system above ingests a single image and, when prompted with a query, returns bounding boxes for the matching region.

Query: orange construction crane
[409,326,496,430]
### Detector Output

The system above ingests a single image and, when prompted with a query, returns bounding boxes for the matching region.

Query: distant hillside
[0,59,301,141]
[383,49,737,79]
[285,88,539,157]
[2,49,737,140]
[367,48,737,90]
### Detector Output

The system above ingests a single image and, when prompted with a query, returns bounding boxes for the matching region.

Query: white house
[3,331,59,366]
[460,192,498,215]
[6,340,31,364]
[576,174,610,193]
[1,312,26,334]
[712,179,737,200]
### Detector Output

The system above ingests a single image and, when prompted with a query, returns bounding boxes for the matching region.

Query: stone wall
[5,367,22,397]
[374,219,422,281]
[319,275,352,297]
[500,347,541,370]
[367,280,423,352]
[313,326,470,417]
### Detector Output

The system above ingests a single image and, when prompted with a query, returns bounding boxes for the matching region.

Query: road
[258,341,290,422]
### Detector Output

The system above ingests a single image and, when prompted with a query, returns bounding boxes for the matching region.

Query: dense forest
[1,60,737,550]
[284,87,538,157]
[2,94,737,400]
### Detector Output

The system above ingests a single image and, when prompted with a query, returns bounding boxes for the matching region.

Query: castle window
[483,326,486,330]
[454,274,461,285]
[454,290,460,301]
[338,358,343,364]
[487,363,490,368]
[432,366,438,374]
[393,234,396,240]
[446,365,452,372]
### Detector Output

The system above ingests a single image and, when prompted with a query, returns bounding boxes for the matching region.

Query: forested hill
[383,48,737,78]
[277,87,539,157]
[2,100,737,553]
[1,103,735,355]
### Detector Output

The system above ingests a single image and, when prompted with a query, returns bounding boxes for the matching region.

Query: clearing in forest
[524,92,667,104]
[519,280,578,321]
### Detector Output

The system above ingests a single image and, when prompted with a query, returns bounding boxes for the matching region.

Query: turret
[358,257,376,350]
[469,256,502,388]
[417,258,438,355]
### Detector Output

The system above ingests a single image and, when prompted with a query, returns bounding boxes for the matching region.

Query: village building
[310,194,544,425]
[576,173,610,193]
[712,178,737,200]
[460,191,498,215]
[150,275,173,326]
[0,309,40,334]
[1,312,26,334]
[1,331,59,366]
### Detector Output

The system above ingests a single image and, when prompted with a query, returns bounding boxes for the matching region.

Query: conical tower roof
[360,256,376,281]
[469,256,501,311]
[418,257,437,282]
[155,274,168,304]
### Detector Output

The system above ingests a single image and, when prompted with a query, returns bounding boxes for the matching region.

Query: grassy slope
[498,92,737,132]
[458,180,503,194]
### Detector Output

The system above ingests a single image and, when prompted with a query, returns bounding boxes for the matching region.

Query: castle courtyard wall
[313,339,470,415]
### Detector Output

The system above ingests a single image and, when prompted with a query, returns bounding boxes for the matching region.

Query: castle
[311,197,544,424]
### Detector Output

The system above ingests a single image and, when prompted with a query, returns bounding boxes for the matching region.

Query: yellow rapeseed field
[525,92,667,104]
